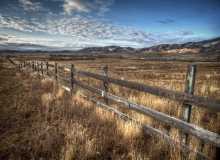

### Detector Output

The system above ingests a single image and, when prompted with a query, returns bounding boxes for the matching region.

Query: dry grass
[61,58,220,159]
[0,57,219,160]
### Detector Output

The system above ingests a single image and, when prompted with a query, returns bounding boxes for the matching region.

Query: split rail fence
[18,60,220,160]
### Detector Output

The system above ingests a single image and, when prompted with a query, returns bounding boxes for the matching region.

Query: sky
[0,0,220,50]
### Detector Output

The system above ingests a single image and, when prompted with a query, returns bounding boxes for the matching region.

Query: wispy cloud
[0,13,200,49]
[94,0,114,16]
[179,31,194,36]
[62,0,114,15]
[63,0,90,14]
[157,18,175,24]
[18,0,42,12]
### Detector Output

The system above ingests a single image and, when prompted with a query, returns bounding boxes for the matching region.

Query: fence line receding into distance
[17,60,220,160]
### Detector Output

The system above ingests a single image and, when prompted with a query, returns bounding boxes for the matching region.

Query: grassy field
[59,58,220,159]
[0,57,219,159]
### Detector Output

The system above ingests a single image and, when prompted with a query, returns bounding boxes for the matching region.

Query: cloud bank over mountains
[0,0,204,50]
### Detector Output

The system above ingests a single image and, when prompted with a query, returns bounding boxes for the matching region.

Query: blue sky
[0,0,220,50]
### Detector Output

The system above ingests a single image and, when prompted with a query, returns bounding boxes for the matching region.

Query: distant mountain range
[0,37,220,61]
[140,37,220,54]
[76,37,220,55]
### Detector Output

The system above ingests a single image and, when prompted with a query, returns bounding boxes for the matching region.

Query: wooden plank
[76,70,220,112]
[74,80,220,147]
[35,61,37,72]
[41,62,43,75]
[18,63,21,71]
[6,57,17,66]
[80,94,208,160]
[46,62,49,75]
[55,62,58,81]
[18,61,217,159]
[37,62,40,73]
[51,82,207,159]
[70,64,75,93]
[32,61,34,71]
[181,64,197,160]
[102,65,109,104]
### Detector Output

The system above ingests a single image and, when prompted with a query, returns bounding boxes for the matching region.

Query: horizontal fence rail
[73,80,220,147]
[17,60,220,160]
[80,94,208,160]
[76,70,220,112]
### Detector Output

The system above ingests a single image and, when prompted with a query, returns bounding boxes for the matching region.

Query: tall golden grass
[0,58,219,159]
[68,58,220,159]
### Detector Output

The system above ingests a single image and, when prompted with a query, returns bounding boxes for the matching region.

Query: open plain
[0,56,219,160]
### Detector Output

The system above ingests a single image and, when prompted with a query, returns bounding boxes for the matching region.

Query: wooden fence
[18,60,220,160]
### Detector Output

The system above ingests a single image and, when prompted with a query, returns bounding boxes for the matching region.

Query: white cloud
[0,14,200,49]
[18,0,42,12]
[63,0,90,14]
[62,0,114,15]
[94,0,114,16]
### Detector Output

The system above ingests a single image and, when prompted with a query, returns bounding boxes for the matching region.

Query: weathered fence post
[46,61,49,75]
[55,62,58,81]
[102,65,109,104]
[36,61,39,73]
[19,63,21,71]
[38,61,40,73]
[181,64,197,159]
[32,61,34,71]
[34,61,36,71]
[41,61,43,76]
[71,64,75,94]
[182,64,196,125]
[27,61,29,68]
[35,61,37,72]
